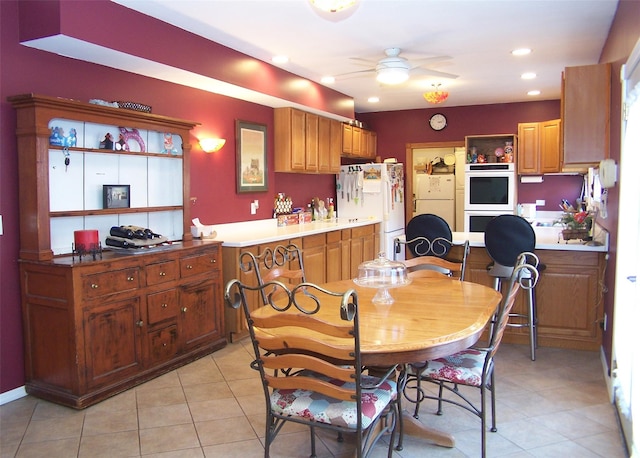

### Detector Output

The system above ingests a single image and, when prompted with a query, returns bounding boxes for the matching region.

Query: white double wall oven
[463,162,517,232]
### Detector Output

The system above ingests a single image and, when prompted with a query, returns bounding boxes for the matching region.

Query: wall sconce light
[199,138,226,153]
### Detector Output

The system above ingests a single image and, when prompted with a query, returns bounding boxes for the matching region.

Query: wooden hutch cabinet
[10,94,226,408]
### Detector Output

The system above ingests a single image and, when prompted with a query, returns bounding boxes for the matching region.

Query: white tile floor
[0,341,627,457]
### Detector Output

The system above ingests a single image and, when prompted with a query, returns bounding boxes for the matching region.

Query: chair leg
[310,425,316,458]
[489,370,497,433]
[528,285,537,361]
[436,382,445,415]
[480,381,487,458]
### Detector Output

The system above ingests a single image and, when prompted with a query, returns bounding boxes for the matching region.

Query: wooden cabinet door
[352,127,362,156]
[179,277,222,351]
[362,233,375,262]
[84,298,143,389]
[274,107,306,172]
[350,237,363,279]
[539,119,561,173]
[342,123,353,154]
[517,122,540,174]
[562,63,611,167]
[360,130,371,159]
[340,230,351,280]
[305,113,319,172]
[318,116,331,173]
[302,233,326,284]
[369,131,378,160]
[329,119,342,173]
[326,231,342,283]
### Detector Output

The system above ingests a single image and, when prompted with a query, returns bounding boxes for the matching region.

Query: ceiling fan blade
[334,68,376,79]
[412,67,459,79]
[410,55,453,67]
[348,56,378,67]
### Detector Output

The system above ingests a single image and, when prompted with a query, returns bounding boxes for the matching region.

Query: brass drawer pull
[136,320,144,328]
[161,303,168,308]
[163,343,167,347]
[91,283,99,289]
[210,259,216,263]
[159,272,166,276]
[127,276,135,281]
[186,265,193,270]
[181,307,188,313]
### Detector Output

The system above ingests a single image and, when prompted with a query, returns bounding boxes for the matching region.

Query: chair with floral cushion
[400,253,539,457]
[225,279,399,458]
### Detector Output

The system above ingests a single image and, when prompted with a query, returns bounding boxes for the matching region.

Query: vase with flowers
[557,211,593,241]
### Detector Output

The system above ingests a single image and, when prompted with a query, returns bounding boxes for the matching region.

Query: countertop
[203,212,608,252]
[452,211,609,252]
[205,218,382,248]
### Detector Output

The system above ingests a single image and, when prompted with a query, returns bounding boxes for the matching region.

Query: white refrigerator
[336,163,405,260]
[413,173,455,229]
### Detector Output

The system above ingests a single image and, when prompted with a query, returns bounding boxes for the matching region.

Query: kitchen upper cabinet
[318,116,341,173]
[562,63,611,170]
[342,123,377,160]
[517,119,561,175]
[275,107,340,174]
[275,107,306,172]
[305,112,319,172]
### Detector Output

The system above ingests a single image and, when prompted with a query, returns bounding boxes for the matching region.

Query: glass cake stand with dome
[353,253,411,305]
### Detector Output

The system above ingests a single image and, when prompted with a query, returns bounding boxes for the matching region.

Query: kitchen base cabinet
[455,246,605,351]
[19,241,226,409]
[222,224,379,341]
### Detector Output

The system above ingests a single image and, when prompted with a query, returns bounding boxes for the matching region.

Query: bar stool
[484,215,540,360]
[405,214,453,258]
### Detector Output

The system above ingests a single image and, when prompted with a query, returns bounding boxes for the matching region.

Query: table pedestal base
[397,410,455,449]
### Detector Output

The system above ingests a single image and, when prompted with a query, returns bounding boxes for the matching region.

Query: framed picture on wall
[236,120,268,193]
[103,184,130,209]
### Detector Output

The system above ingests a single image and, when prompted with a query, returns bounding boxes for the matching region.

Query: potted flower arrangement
[557,210,593,240]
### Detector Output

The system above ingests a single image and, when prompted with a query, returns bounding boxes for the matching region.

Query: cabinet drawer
[82,268,140,299]
[180,250,220,278]
[148,325,179,365]
[303,233,326,248]
[147,289,178,325]
[146,260,178,286]
[326,230,341,244]
[352,225,374,238]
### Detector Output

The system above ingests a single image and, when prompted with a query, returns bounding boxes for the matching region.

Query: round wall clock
[429,113,447,131]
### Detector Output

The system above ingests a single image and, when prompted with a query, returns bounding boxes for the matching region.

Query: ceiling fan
[337,48,458,85]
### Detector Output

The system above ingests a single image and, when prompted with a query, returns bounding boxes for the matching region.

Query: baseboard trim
[0,386,27,405]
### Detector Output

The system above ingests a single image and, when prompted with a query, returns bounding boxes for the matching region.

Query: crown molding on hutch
[17,0,354,122]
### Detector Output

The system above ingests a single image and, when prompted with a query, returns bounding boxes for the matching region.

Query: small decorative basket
[561,229,589,241]
[113,101,152,113]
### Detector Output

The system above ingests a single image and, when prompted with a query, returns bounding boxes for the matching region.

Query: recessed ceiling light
[368,97,380,103]
[512,48,532,56]
[527,90,541,96]
[321,76,335,84]
[272,55,289,64]
[521,72,537,80]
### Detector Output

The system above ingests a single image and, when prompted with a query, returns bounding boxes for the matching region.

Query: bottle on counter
[327,198,335,221]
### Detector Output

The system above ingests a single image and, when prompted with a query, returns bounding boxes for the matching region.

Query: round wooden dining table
[251,276,502,448]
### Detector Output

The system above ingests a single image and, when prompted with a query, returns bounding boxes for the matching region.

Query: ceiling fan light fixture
[309,0,358,13]
[423,84,449,104]
[376,67,409,85]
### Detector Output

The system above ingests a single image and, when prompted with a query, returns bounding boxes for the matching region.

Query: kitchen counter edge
[209,218,382,248]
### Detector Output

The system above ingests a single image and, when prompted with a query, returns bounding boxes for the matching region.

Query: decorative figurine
[117,127,146,152]
[115,133,128,151]
[99,133,114,149]
[161,132,179,155]
[64,128,77,147]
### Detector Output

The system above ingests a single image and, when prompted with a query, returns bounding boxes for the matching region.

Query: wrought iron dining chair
[485,214,542,360]
[400,253,539,457]
[239,243,306,305]
[404,213,454,259]
[394,214,469,279]
[224,279,399,458]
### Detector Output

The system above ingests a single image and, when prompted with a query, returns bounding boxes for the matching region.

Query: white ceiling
[114,0,618,113]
